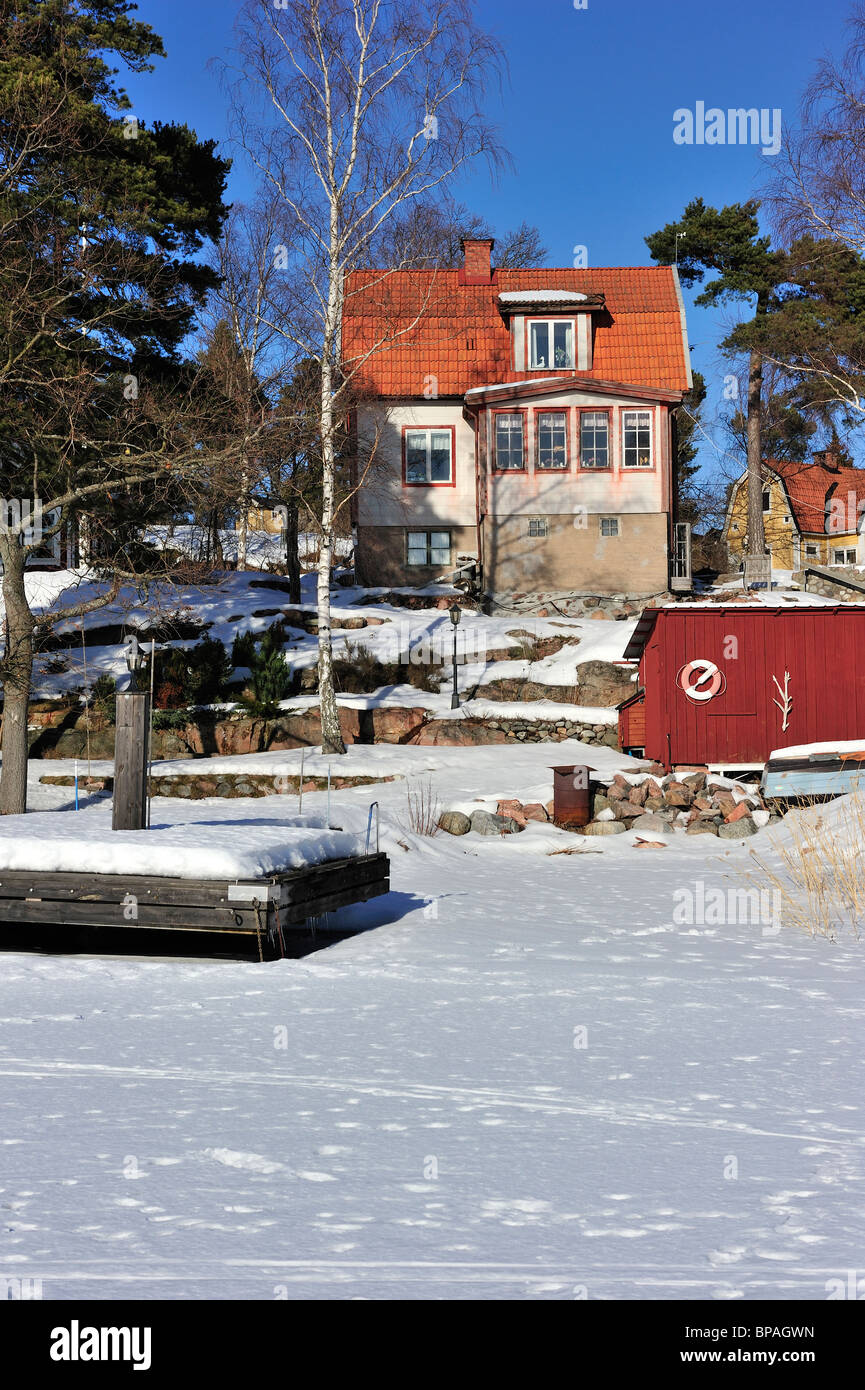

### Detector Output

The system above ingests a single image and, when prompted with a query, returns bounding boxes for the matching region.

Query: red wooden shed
[621,605,865,769]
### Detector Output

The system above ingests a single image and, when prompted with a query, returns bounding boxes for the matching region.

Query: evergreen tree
[0,0,230,813]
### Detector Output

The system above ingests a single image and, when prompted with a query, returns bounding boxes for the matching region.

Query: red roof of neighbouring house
[766,457,865,535]
[342,263,691,398]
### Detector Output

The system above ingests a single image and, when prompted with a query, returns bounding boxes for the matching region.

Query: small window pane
[553,321,574,368]
[430,532,451,565]
[530,321,550,368]
[407,532,428,565]
[537,412,567,469]
[406,433,428,482]
[601,518,619,537]
[429,432,451,482]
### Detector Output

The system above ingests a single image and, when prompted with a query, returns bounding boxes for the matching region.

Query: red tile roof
[342,265,691,397]
[767,458,865,535]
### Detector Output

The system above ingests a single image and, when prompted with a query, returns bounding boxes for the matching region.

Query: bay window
[622,410,652,467]
[580,411,610,468]
[494,412,525,470]
[536,411,568,469]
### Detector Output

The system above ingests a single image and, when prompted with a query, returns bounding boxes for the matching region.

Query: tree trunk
[0,538,34,815]
[285,498,301,604]
[237,460,249,570]
[317,272,346,756]
[745,346,766,558]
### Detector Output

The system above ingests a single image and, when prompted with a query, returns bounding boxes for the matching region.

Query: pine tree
[0,0,230,813]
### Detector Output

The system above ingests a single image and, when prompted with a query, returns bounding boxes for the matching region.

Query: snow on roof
[497,289,589,303]
[464,376,574,396]
[768,738,865,760]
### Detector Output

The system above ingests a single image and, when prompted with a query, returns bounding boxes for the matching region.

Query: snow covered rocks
[437,797,551,836]
[581,771,775,839]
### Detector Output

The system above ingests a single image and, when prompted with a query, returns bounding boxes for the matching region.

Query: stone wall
[792,566,865,602]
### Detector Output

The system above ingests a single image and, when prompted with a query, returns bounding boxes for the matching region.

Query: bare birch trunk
[317,267,346,755]
[0,538,33,815]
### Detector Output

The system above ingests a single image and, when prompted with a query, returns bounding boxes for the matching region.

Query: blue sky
[118,0,854,477]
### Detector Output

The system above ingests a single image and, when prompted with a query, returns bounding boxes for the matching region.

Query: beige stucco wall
[356,402,477,529]
[482,512,668,595]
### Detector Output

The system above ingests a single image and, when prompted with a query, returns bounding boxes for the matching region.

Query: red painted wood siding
[638,607,865,767]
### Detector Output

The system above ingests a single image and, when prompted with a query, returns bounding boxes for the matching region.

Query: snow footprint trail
[1,848,863,1299]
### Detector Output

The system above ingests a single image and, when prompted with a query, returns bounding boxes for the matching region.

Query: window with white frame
[527,516,549,538]
[580,411,609,468]
[407,530,451,567]
[622,410,652,467]
[494,413,524,470]
[600,517,619,537]
[536,411,568,469]
[805,543,819,558]
[832,547,857,566]
[762,490,771,512]
[528,320,574,370]
[405,429,452,484]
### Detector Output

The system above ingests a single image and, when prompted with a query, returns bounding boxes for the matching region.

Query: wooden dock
[0,853,390,961]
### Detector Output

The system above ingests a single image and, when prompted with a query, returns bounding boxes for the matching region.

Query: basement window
[407,530,451,567]
[527,517,549,538]
[600,517,620,537]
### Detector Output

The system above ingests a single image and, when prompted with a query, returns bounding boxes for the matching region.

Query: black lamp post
[124,633,143,691]
[449,603,461,710]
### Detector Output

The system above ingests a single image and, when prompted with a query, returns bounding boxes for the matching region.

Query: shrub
[231,629,257,670]
[237,622,292,718]
[145,636,232,709]
[402,778,440,836]
[89,673,117,724]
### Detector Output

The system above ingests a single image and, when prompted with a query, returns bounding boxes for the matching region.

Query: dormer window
[528,319,574,370]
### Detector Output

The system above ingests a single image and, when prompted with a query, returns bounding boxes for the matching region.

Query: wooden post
[113,690,151,831]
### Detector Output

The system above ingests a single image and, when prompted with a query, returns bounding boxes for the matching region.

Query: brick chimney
[461,237,494,285]
[820,448,840,471]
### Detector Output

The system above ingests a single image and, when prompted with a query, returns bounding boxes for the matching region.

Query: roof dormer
[497,289,606,373]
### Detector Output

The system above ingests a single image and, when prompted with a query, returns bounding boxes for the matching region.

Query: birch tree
[228,0,503,754]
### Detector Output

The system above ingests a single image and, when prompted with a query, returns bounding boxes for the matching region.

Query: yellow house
[724,452,865,572]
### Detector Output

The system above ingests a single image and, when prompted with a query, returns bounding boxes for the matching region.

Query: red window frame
[401,424,457,488]
[577,407,612,470]
[620,407,655,471]
[491,407,528,472]
[533,406,571,472]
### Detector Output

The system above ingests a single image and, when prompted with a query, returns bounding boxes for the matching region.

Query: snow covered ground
[1,746,863,1300]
